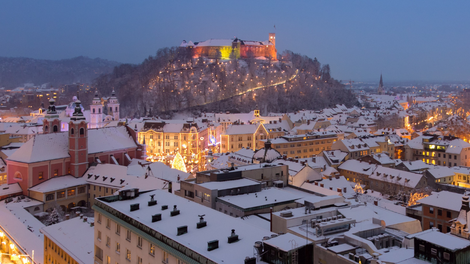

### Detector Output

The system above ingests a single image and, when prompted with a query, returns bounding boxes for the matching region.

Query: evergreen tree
[171,152,187,173]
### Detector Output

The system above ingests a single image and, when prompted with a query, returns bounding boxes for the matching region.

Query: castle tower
[43,98,61,134]
[269,33,276,47]
[108,89,120,121]
[378,74,385,95]
[90,90,103,129]
[69,100,88,177]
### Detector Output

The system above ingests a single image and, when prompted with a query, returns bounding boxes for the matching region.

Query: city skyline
[0,1,469,82]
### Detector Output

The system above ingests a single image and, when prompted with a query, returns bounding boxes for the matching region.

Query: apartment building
[268,131,338,159]
[93,189,278,264]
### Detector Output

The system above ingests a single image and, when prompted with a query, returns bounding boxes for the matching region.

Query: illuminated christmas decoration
[353,183,364,194]
[171,152,187,173]
[407,192,429,206]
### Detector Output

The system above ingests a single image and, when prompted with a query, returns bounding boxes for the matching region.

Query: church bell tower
[69,100,88,177]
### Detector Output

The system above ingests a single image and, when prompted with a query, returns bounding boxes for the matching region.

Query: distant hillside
[0,56,121,88]
[94,47,358,117]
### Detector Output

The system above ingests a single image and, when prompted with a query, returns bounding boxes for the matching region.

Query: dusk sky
[1,1,469,82]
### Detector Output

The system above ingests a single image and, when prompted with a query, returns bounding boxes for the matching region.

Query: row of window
[96,213,186,264]
[416,151,460,160]
[46,236,78,264]
[38,169,60,180]
[45,187,86,201]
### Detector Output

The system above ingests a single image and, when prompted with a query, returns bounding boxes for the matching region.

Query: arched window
[99,108,101,114]
[93,108,95,113]
[115,107,118,112]
[53,125,58,132]
[44,125,48,132]
[71,128,74,135]
[109,107,112,112]
[80,128,85,135]
[14,171,22,180]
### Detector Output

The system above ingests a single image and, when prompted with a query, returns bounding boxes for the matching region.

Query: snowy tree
[46,208,60,226]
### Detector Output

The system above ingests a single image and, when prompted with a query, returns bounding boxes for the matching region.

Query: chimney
[83,217,88,222]
[65,214,70,220]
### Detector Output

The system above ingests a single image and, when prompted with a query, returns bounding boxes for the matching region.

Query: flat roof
[41,217,95,264]
[198,178,259,190]
[95,190,275,264]
[217,188,302,210]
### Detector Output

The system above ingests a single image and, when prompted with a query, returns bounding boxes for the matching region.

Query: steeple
[43,98,61,134]
[378,74,385,95]
[108,89,120,121]
[69,99,88,177]
[90,90,103,129]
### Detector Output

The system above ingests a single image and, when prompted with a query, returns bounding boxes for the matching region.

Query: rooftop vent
[152,214,162,222]
[87,174,93,179]
[162,205,168,210]
[148,194,157,206]
[102,176,108,181]
[197,214,207,229]
[280,211,293,218]
[94,175,100,180]
[170,205,180,216]
[177,226,188,236]
[130,203,140,212]
[228,229,239,243]
[120,179,125,184]
[207,240,219,251]
[110,177,115,183]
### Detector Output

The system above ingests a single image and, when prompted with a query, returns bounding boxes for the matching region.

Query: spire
[378,74,384,95]
[379,74,383,88]
[46,98,57,115]
[71,100,86,121]
[111,89,116,98]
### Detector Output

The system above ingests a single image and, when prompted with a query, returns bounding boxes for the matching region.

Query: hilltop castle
[180,33,277,61]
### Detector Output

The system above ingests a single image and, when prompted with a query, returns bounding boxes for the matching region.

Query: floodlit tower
[43,99,61,134]
[108,89,120,121]
[90,90,103,129]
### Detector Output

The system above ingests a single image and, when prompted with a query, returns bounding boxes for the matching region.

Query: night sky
[1,0,469,82]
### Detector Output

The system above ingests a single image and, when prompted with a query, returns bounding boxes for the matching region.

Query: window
[98,213,102,223]
[137,257,142,264]
[57,191,66,199]
[174,136,178,140]
[106,218,110,229]
[107,256,111,264]
[106,236,110,247]
[429,207,434,214]
[438,224,443,232]
[443,252,450,261]
[438,209,442,216]
[46,193,55,201]
[163,251,169,263]
[126,230,131,241]
[39,172,43,180]
[97,231,102,241]
[71,128,74,135]
[149,244,155,256]
[447,211,451,218]
[126,249,131,261]
[419,244,425,252]
[116,242,120,253]
[78,186,85,194]
[165,135,169,139]
[429,221,434,228]
[165,142,170,147]
[95,246,103,261]
[174,142,178,147]
[67,189,75,196]
[431,248,437,255]
[54,169,58,176]
[137,236,142,248]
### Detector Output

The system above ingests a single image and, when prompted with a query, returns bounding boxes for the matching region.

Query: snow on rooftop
[417,191,463,212]
[412,228,470,251]
[96,190,274,263]
[199,178,260,190]
[41,217,95,264]
[224,124,259,135]
[0,198,45,263]
[8,126,137,163]
[0,183,22,196]
[217,188,302,209]
[29,175,87,193]
[263,233,308,251]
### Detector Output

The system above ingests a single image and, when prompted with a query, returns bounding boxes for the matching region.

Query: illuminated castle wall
[180,33,277,60]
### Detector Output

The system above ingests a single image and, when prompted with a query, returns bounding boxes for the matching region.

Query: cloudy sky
[1,0,468,82]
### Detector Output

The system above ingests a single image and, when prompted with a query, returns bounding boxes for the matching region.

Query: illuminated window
[39,172,43,180]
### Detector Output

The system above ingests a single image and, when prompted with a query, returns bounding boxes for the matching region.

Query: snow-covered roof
[397,160,433,171]
[218,188,302,209]
[198,178,259,191]
[29,175,87,193]
[417,191,463,212]
[224,124,259,135]
[0,183,22,197]
[95,189,275,263]
[410,228,470,251]
[40,217,95,264]
[426,166,455,179]
[7,126,137,163]
[369,166,424,189]
[0,198,45,263]
[338,160,375,176]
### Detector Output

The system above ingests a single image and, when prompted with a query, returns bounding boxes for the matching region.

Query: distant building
[180,33,277,61]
